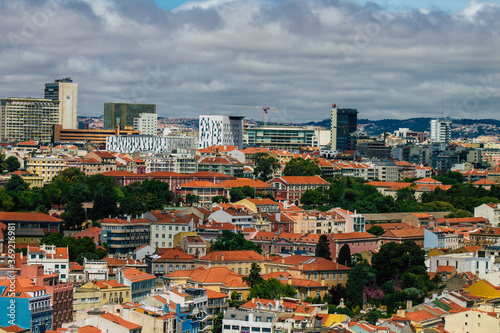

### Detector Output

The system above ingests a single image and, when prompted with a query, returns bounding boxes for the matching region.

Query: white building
[475,203,500,228]
[83,259,109,282]
[106,135,196,154]
[143,153,197,174]
[424,229,463,250]
[328,208,365,233]
[223,310,276,333]
[1,98,60,142]
[134,112,157,136]
[198,115,244,149]
[427,253,496,276]
[44,77,78,129]
[430,118,452,145]
[27,244,70,282]
[208,209,253,229]
[372,160,399,182]
[444,309,499,333]
[150,218,197,248]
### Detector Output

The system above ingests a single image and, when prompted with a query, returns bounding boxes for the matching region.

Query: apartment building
[1,97,59,142]
[27,155,66,183]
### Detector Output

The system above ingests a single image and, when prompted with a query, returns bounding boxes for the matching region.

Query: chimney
[396,306,405,318]
[287,276,292,285]
[299,261,303,270]
[406,300,412,309]
[251,297,255,304]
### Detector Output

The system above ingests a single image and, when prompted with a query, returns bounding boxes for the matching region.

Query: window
[251,328,261,332]
[61,265,66,269]
[55,265,59,269]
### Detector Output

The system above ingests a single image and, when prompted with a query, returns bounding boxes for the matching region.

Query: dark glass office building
[103,103,156,129]
[331,107,358,151]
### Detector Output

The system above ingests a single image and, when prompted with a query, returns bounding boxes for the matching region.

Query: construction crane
[229,105,276,126]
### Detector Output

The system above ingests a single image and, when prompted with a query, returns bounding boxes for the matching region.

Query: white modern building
[474,203,500,228]
[27,245,70,282]
[83,259,109,282]
[133,112,157,136]
[143,153,197,174]
[223,310,276,333]
[44,77,78,129]
[106,134,196,154]
[0,98,60,142]
[430,118,452,145]
[198,115,244,149]
[427,253,496,276]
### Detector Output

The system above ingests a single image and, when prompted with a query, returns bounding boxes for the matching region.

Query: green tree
[283,157,321,176]
[61,200,87,230]
[445,209,471,218]
[185,193,199,206]
[249,278,297,299]
[92,186,118,219]
[328,284,347,305]
[346,263,377,308]
[212,312,224,333]
[242,263,264,288]
[0,187,14,211]
[211,230,262,254]
[337,244,351,267]
[253,152,280,182]
[4,156,20,172]
[366,309,383,325]
[367,225,385,236]
[301,188,327,208]
[315,235,331,260]
[119,196,148,216]
[212,195,229,204]
[229,187,246,202]
[371,241,427,287]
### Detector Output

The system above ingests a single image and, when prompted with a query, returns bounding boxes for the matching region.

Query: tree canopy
[210,230,262,254]
[283,157,321,176]
[315,235,332,260]
[253,152,280,182]
[249,278,297,299]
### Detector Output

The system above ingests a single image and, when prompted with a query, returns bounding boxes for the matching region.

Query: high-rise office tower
[104,103,156,129]
[44,77,78,129]
[330,104,358,151]
[430,118,452,145]
[198,115,244,149]
[1,98,59,142]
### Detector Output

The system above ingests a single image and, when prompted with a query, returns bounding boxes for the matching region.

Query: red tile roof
[199,250,265,262]
[120,267,156,283]
[0,212,62,222]
[101,313,141,330]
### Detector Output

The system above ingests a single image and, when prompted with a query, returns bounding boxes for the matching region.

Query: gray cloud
[0,0,499,123]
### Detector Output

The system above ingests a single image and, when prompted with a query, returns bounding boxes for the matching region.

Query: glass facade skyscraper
[104,103,156,129]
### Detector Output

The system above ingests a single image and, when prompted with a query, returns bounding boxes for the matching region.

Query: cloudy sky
[0,0,499,123]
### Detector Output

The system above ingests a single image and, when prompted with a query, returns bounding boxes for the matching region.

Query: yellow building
[27,155,66,183]
[74,280,131,312]
[195,250,267,275]
[0,170,44,188]
[465,279,500,301]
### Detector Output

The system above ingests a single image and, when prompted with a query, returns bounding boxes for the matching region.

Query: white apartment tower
[198,115,244,149]
[430,118,452,145]
[133,112,158,135]
[44,77,78,129]
[0,98,60,142]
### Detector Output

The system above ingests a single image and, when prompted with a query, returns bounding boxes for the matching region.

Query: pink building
[21,264,74,329]
[327,232,379,259]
